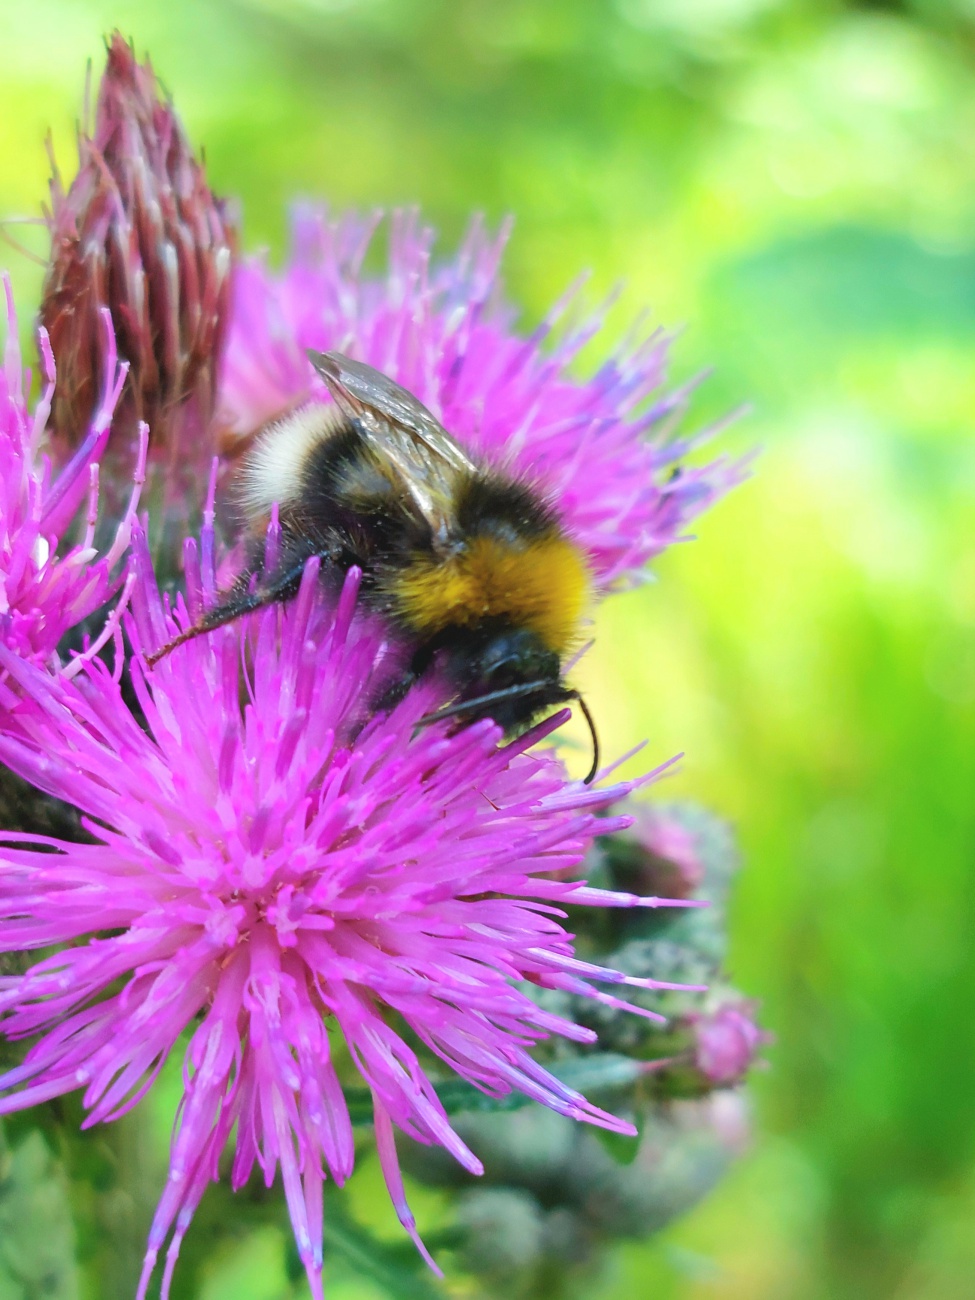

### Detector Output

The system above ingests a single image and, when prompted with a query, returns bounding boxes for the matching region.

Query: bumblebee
[148,351,600,781]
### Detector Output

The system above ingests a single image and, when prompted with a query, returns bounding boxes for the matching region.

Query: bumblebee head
[469,628,561,721]
[418,627,600,784]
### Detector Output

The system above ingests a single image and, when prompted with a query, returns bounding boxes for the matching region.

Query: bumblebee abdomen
[391,533,590,656]
[238,404,351,522]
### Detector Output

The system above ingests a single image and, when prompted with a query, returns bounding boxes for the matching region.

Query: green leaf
[345,1052,648,1126]
[594,1123,642,1167]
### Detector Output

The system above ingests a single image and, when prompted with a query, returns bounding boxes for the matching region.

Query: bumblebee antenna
[415,681,552,728]
[416,683,600,785]
[567,690,600,786]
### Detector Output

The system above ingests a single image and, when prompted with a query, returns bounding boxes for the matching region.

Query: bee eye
[479,636,519,678]
[478,630,559,688]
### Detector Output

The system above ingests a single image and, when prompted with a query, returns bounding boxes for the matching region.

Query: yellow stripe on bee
[394,535,590,654]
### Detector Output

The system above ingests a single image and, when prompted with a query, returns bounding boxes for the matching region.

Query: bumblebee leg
[144,558,312,666]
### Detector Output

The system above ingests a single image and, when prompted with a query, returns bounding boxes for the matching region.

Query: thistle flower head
[0,496,694,1299]
[0,275,144,668]
[217,207,742,589]
[41,32,234,473]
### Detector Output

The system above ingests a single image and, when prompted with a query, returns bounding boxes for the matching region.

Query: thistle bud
[645,993,772,1098]
[689,998,772,1088]
[41,33,234,483]
[404,1097,753,1292]
[455,1189,545,1279]
[598,803,706,900]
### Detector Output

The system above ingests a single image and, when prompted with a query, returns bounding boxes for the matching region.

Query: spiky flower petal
[0,275,144,670]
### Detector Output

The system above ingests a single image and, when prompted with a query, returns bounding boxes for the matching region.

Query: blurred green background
[3,1,975,1297]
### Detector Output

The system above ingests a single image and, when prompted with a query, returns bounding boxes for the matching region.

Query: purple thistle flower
[0,275,145,670]
[217,207,742,589]
[0,494,697,1299]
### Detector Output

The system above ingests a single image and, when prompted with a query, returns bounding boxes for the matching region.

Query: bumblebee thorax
[393,531,590,655]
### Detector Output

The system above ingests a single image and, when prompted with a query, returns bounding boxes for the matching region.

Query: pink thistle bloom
[690,999,772,1088]
[217,207,743,589]
[0,499,697,1300]
[0,275,145,670]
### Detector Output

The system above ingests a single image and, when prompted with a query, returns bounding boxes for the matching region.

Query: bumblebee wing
[308,350,474,539]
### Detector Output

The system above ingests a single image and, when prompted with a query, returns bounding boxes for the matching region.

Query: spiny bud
[404,1096,753,1288]
[598,803,706,901]
[646,993,772,1098]
[455,1189,545,1279]
[41,33,234,468]
[689,998,772,1088]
